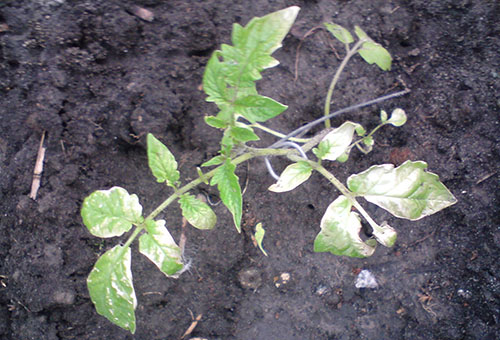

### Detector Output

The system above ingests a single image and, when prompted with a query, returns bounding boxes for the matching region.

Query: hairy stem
[324,39,365,128]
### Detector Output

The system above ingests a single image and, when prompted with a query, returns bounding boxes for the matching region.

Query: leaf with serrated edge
[269,161,312,193]
[234,95,287,123]
[225,6,300,85]
[203,52,228,105]
[255,223,268,256]
[314,196,376,258]
[147,134,180,186]
[324,22,354,44]
[202,155,225,167]
[87,245,137,333]
[230,126,260,142]
[139,219,184,277]
[81,187,143,238]
[179,194,217,230]
[347,160,457,220]
[210,159,242,232]
[318,121,361,161]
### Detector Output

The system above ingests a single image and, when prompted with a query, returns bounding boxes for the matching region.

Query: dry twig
[29,131,46,200]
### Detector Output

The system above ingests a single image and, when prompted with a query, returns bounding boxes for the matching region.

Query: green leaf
[234,95,287,123]
[324,22,354,44]
[318,121,361,161]
[268,161,312,193]
[139,219,185,277]
[197,167,209,184]
[87,245,136,333]
[203,52,228,105]
[336,152,349,163]
[362,136,374,146]
[314,196,376,258]
[179,193,217,230]
[210,159,242,232]
[347,160,457,220]
[147,133,180,186]
[380,110,388,123]
[312,141,331,160]
[358,41,392,71]
[225,6,300,85]
[354,26,369,40]
[81,187,143,238]
[255,222,268,256]
[201,155,226,167]
[230,125,260,142]
[205,116,228,129]
[387,108,407,127]
[355,124,366,136]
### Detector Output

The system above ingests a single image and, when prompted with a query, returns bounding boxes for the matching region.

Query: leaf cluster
[80,7,457,334]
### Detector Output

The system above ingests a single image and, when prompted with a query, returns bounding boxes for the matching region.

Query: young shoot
[80,6,456,333]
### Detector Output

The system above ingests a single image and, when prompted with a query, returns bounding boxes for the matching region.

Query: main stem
[121,147,293,249]
[324,40,365,128]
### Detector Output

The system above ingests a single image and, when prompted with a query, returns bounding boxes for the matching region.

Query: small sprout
[380,110,388,123]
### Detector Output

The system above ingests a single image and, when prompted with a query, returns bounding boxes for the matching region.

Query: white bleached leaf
[139,219,185,278]
[87,245,137,333]
[387,108,407,127]
[347,160,457,220]
[318,121,361,161]
[81,187,143,238]
[268,161,312,193]
[314,196,376,258]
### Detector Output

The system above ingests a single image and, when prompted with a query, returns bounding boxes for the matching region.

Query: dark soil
[1,0,499,339]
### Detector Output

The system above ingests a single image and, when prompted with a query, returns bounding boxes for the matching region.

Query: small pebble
[457,288,472,299]
[355,270,378,289]
[274,272,291,288]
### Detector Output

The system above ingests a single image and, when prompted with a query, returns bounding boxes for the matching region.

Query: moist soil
[0,1,499,339]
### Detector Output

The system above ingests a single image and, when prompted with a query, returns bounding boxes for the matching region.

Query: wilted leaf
[314,196,376,258]
[268,161,312,193]
[347,160,457,220]
[139,219,184,277]
[87,245,137,333]
[81,187,143,238]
